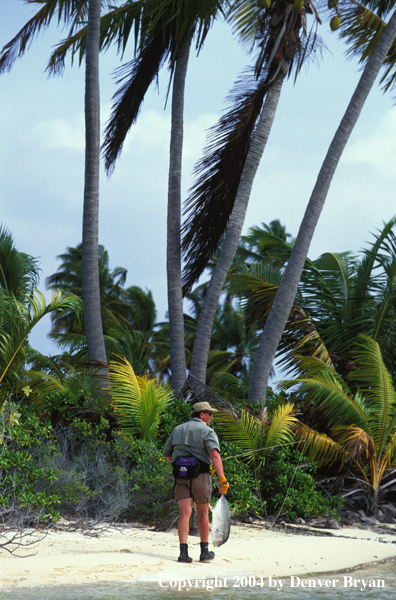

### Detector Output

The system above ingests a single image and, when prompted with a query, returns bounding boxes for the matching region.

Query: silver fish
[210,494,233,547]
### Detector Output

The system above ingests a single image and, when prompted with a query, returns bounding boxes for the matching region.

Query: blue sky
[1,1,396,361]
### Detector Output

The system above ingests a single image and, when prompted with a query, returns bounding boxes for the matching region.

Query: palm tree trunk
[189,72,285,383]
[248,10,396,405]
[82,0,107,364]
[167,34,193,393]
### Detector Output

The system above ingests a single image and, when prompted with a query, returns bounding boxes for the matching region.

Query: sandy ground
[1,521,396,589]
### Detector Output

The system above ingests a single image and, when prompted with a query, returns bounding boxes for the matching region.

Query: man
[163,401,229,563]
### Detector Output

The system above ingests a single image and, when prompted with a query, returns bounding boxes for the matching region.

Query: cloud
[21,115,85,152]
[183,113,219,162]
[122,109,170,153]
[343,107,396,177]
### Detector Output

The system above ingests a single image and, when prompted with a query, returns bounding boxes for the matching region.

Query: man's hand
[219,475,229,495]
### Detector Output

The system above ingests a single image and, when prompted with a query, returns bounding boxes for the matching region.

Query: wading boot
[199,542,215,562]
[178,543,193,563]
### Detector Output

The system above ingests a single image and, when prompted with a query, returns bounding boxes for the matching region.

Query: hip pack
[172,456,210,497]
[172,456,200,480]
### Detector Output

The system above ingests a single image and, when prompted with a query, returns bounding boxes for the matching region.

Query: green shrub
[156,396,191,446]
[217,441,267,516]
[262,448,343,521]
[37,419,174,521]
[0,412,61,521]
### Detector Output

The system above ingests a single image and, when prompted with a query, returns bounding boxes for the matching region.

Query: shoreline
[1,522,396,590]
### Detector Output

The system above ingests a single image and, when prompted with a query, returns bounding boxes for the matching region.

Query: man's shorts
[174,473,212,504]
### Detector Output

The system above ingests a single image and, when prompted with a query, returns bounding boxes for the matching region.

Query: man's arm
[164,456,172,463]
[209,449,224,478]
[210,449,229,494]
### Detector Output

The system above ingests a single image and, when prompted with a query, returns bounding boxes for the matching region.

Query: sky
[1,1,396,359]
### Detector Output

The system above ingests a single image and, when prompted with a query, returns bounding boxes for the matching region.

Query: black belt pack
[172,456,200,480]
[172,456,210,497]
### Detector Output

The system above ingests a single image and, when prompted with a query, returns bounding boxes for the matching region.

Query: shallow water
[2,561,396,600]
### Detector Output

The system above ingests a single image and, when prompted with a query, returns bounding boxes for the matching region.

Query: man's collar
[190,417,204,423]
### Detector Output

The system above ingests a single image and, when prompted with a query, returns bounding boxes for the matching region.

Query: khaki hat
[192,401,218,413]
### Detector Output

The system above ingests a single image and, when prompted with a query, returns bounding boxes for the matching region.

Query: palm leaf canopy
[293,421,343,466]
[228,219,396,379]
[109,355,173,441]
[101,0,227,173]
[337,0,396,93]
[0,224,40,301]
[281,336,396,466]
[0,0,82,72]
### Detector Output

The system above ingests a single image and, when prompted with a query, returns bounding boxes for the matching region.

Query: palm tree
[181,0,322,384]
[82,0,107,365]
[1,0,112,365]
[0,224,40,301]
[280,335,396,513]
[47,243,125,332]
[0,289,83,405]
[99,0,227,393]
[45,0,228,391]
[249,10,396,404]
[229,218,396,381]
[46,243,157,353]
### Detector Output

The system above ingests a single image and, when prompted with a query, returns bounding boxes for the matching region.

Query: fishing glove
[219,475,229,494]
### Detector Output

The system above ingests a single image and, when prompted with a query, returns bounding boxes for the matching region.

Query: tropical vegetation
[4,0,396,552]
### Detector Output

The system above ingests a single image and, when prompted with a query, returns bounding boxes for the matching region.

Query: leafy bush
[217,441,267,516]
[262,448,343,521]
[38,418,173,521]
[0,410,61,523]
[156,396,192,446]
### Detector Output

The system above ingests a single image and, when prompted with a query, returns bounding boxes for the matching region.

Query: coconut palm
[248,8,396,404]
[43,0,228,391]
[228,218,396,386]
[181,0,396,389]
[108,355,173,441]
[280,335,396,513]
[81,0,107,364]
[46,243,156,338]
[100,0,227,393]
[0,0,113,365]
[181,0,322,385]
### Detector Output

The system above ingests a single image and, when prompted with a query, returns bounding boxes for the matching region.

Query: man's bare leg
[196,502,210,543]
[178,498,192,543]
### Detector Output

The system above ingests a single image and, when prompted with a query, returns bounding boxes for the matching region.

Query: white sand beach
[1,522,396,589]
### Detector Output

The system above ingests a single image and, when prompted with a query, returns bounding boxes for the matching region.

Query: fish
[209,493,233,547]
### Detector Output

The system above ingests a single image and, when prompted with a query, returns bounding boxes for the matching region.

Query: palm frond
[350,335,396,453]
[265,403,297,448]
[181,69,269,294]
[213,409,267,465]
[102,30,170,173]
[0,289,82,385]
[334,425,375,462]
[0,0,87,74]
[294,422,343,466]
[109,356,172,441]
[380,417,396,467]
[280,358,369,428]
